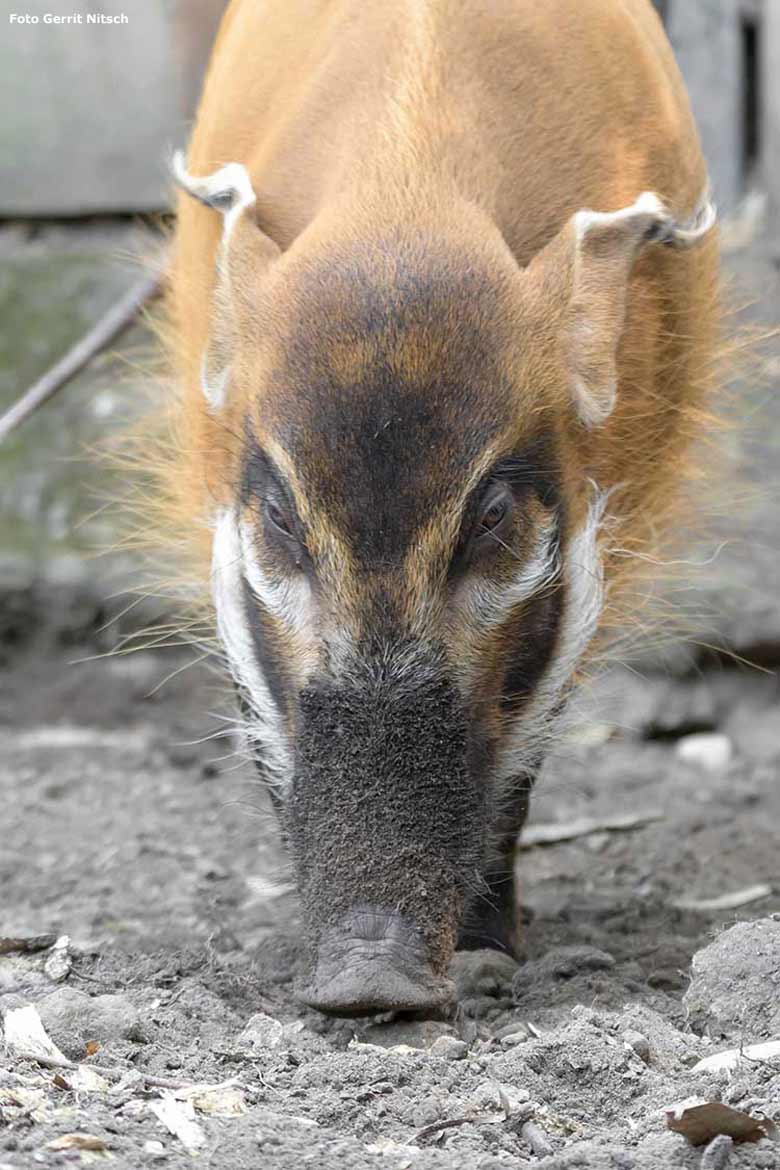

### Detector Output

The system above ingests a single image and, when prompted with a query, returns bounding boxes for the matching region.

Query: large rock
[684,918,780,1040]
[37,986,147,1059]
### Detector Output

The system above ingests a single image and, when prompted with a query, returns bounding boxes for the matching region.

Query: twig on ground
[414,1118,475,1143]
[0,935,57,955]
[519,810,663,848]
[0,267,162,444]
[672,884,772,912]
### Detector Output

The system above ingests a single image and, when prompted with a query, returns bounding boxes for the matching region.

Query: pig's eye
[265,499,296,540]
[477,484,512,538]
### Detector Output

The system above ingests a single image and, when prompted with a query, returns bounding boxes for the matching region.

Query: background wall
[0,0,228,215]
[1,0,778,227]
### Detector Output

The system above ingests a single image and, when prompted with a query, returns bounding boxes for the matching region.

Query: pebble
[700,1134,733,1170]
[676,733,733,772]
[622,1030,650,1063]
[236,1012,285,1051]
[429,1036,468,1060]
[411,1101,441,1127]
[449,950,519,999]
[493,1021,531,1042]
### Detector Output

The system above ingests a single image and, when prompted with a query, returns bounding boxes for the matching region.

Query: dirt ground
[1,216,780,1168]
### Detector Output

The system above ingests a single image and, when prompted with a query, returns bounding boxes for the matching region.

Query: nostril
[347,907,415,944]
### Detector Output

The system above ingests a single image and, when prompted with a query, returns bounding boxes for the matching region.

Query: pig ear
[172,151,281,410]
[546,191,715,427]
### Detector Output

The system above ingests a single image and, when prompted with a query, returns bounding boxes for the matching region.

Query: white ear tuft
[574,189,716,253]
[172,150,256,252]
[663,190,717,248]
[172,150,255,213]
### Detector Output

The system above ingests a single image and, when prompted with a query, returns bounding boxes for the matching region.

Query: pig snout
[287,661,489,1015]
[298,907,456,1015]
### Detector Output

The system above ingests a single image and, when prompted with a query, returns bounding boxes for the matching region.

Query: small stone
[493,1020,531,1042]
[430,1036,468,1060]
[676,733,733,772]
[646,967,686,991]
[450,950,519,999]
[236,1013,284,1051]
[410,1100,441,1127]
[500,1029,530,1049]
[700,1134,734,1170]
[622,1030,650,1062]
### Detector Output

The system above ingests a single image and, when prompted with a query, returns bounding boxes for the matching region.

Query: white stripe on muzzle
[211,508,293,791]
[495,485,610,781]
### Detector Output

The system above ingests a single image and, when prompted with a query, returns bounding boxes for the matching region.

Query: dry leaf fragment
[46,1133,108,1152]
[2,1003,70,1065]
[665,1099,778,1146]
[692,1040,780,1075]
[149,1094,207,1154]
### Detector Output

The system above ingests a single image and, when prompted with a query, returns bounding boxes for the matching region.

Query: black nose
[297,907,456,1016]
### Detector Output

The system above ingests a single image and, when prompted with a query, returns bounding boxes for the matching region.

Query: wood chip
[2,1003,70,1065]
[519,810,662,848]
[149,1094,207,1154]
[46,1133,108,1152]
[692,1040,780,1074]
[665,1099,778,1145]
[672,884,772,912]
